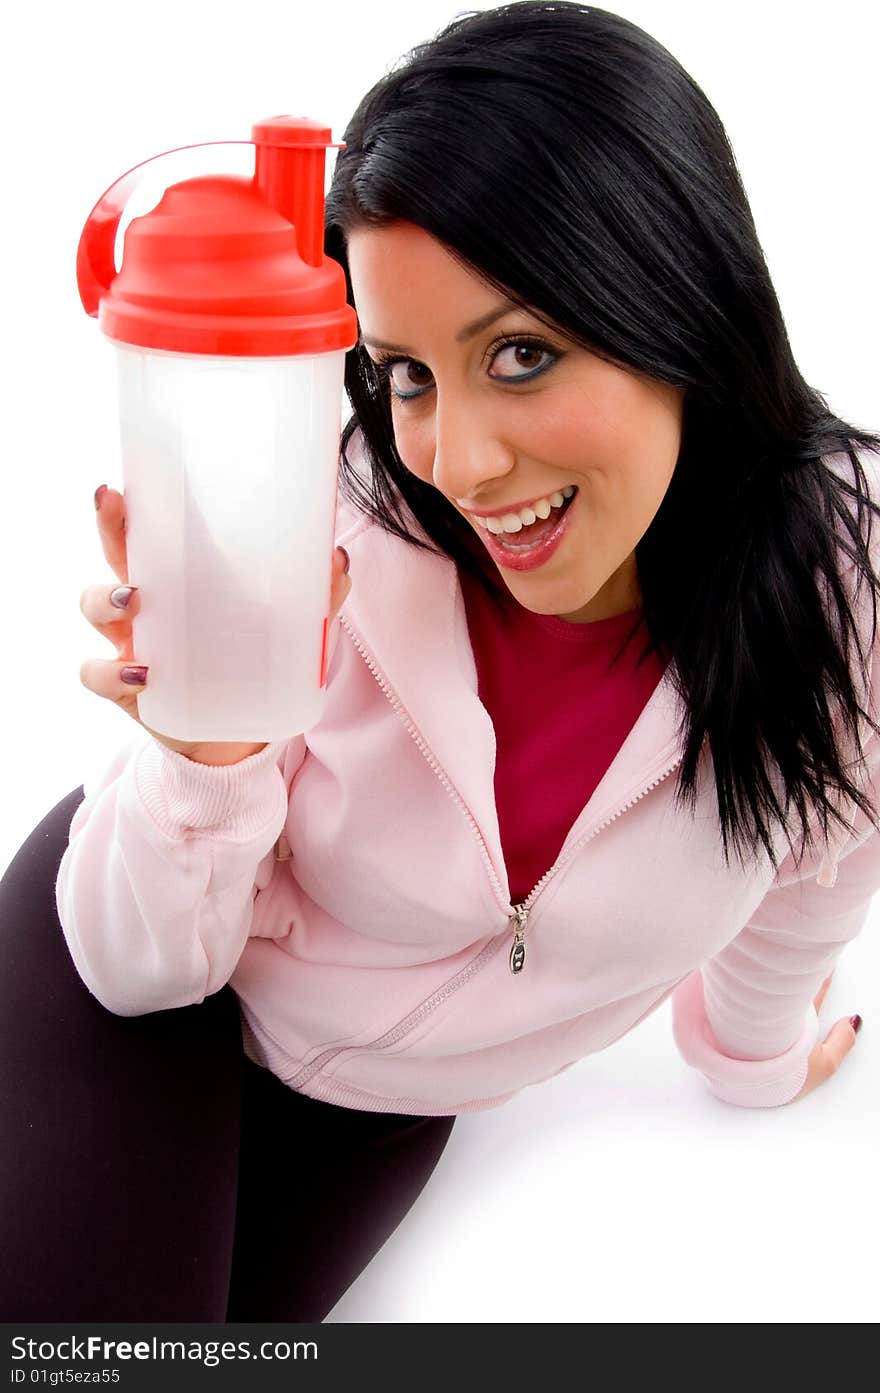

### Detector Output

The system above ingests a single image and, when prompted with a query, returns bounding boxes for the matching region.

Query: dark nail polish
[120,666,148,685]
[110,586,135,609]
[850,1014,863,1034]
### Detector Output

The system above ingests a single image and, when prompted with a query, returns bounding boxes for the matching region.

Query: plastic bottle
[76,116,358,741]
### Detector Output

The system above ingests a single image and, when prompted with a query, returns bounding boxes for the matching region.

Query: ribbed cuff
[671,967,820,1108]
[134,737,290,840]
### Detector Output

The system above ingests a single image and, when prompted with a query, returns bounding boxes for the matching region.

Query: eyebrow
[360,300,520,354]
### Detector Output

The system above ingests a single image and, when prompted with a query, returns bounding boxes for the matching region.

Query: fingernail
[94,485,108,511]
[339,547,350,575]
[110,586,136,609]
[120,666,148,685]
[849,1014,863,1034]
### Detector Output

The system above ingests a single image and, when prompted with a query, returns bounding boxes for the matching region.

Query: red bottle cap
[76,117,358,357]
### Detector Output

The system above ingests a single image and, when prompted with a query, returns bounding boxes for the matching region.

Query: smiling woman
[324,0,880,883]
[347,220,683,619]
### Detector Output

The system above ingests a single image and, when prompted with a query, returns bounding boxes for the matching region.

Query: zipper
[337,614,510,908]
[505,758,681,974]
[509,763,679,969]
[339,612,682,978]
[277,617,682,1096]
[509,903,528,974]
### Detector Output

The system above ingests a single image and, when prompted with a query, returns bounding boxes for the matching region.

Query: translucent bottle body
[114,343,345,742]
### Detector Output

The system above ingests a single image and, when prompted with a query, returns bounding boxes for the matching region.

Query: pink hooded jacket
[55,434,880,1114]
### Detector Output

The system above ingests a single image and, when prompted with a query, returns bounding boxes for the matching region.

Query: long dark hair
[323,0,880,877]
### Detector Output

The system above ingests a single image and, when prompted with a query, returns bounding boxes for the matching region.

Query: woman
[2,1,877,1323]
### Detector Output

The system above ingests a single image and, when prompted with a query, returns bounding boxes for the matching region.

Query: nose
[431,388,516,506]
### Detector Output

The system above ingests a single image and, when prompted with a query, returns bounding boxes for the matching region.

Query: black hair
[323,0,880,878]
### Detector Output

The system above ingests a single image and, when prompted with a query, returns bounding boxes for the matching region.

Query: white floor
[325,940,879,1323]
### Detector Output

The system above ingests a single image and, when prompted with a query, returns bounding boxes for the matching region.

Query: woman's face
[347,221,684,623]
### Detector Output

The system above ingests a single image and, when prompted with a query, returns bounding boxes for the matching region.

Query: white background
[1,0,877,1322]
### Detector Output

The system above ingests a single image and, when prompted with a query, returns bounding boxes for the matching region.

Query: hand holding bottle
[79,485,352,766]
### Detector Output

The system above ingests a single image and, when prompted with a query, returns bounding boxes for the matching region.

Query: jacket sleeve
[670,794,880,1107]
[54,467,365,1020]
[672,521,880,1108]
[54,731,306,1016]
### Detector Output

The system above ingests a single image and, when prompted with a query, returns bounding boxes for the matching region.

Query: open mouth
[475,486,580,573]
[482,486,578,550]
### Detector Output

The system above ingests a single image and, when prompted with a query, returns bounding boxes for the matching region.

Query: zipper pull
[509,904,529,975]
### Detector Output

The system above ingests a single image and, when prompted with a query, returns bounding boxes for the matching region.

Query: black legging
[0,785,455,1322]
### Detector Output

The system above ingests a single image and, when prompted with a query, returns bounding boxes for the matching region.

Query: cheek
[554,380,680,495]
[529,386,625,467]
[553,367,655,456]
[390,409,436,485]
[525,414,608,493]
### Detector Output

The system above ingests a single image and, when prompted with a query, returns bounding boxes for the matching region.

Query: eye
[369,334,559,402]
[488,338,556,381]
[379,359,434,401]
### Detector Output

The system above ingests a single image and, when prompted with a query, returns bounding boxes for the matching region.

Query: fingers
[79,577,144,710]
[79,655,147,715]
[79,580,140,659]
[817,1015,862,1077]
[79,580,140,626]
[81,489,144,718]
[94,486,129,585]
[329,545,353,622]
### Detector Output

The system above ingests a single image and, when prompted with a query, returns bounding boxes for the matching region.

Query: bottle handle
[75,141,254,317]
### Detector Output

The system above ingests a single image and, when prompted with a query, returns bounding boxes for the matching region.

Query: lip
[467,488,573,520]
[477,487,579,573]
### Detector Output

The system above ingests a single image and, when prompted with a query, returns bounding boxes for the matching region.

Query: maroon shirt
[458,564,668,903]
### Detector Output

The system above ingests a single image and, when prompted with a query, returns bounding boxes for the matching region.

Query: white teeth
[479,485,575,535]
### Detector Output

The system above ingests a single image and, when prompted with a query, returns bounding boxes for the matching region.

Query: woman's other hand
[789,971,863,1102]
